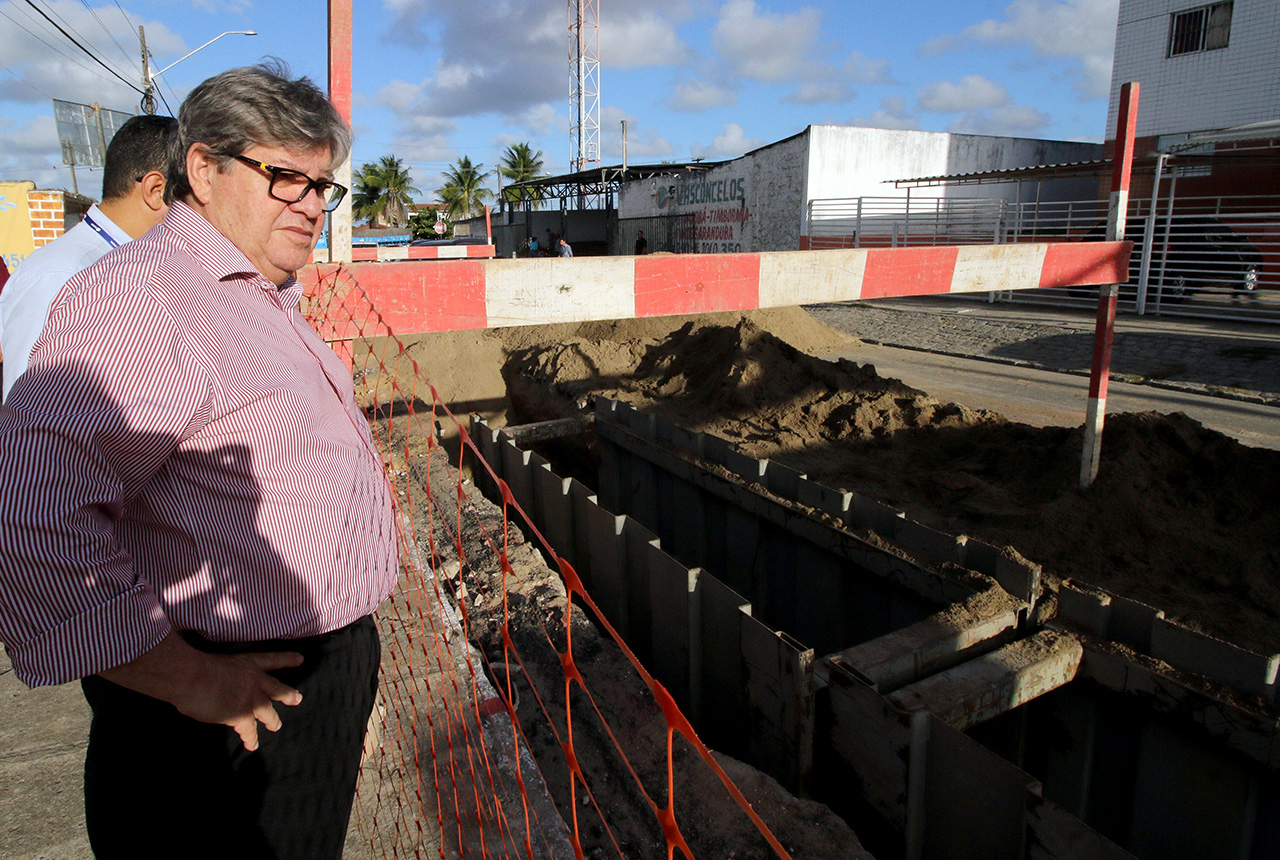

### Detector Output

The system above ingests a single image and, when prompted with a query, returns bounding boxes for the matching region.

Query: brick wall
[27,190,66,249]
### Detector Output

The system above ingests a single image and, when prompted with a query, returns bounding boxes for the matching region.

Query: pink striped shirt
[0,201,399,687]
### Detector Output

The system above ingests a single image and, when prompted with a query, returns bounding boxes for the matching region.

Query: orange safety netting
[303,264,794,860]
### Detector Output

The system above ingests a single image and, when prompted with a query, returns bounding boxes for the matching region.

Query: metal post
[139,26,156,115]
[327,0,353,265]
[1081,81,1138,489]
[93,104,106,166]
[64,143,79,196]
[1136,153,1167,315]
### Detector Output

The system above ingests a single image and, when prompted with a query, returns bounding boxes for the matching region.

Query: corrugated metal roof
[1166,120,1280,151]
[890,158,1123,187]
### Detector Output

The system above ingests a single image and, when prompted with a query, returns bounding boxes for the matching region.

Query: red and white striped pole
[1081,81,1139,488]
[328,0,354,265]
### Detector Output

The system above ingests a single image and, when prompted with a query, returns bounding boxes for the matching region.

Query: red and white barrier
[1082,82,1139,488]
[300,240,1130,336]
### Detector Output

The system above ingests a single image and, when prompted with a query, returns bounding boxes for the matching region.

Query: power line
[156,86,174,116]
[40,0,109,58]
[77,0,140,76]
[20,0,143,94]
[0,7,118,89]
[0,59,53,99]
[35,0,135,78]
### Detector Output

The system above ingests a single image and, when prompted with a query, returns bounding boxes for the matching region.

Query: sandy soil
[397,307,1280,657]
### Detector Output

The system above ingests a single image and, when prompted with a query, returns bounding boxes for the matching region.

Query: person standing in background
[0,114,176,399]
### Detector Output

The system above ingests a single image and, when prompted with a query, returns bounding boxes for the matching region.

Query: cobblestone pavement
[806,296,1280,405]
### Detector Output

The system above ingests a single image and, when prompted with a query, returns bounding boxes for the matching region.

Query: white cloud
[376,80,423,113]
[962,0,1118,59]
[712,0,822,83]
[690,122,765,160]
[506,104,564,137]
[181,0,253,13]
[601,106,673,160]
[1073,53,1114,100]
[378,1,565,117]
[707,3,890,106]
[0,115,78,191]
[786,81,856,105]
[949,104,1051,136]
[402,113,458,137]
[919,34,958,57]
[921,0,1118,100]
[843,51,894,85]
[600,11,692,68]
[918,75,1009,112]
[0,1,184,110]
[849,97,920,130]
[669,78,738,112]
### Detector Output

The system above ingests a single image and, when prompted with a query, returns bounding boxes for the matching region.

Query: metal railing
[610,213,696,256]
[807,195,1280,322]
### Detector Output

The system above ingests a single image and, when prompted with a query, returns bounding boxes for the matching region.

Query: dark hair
[101,114,178,201]
[166,59,352,203]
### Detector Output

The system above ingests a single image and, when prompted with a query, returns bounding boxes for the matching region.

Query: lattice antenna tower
[569,0,600,173]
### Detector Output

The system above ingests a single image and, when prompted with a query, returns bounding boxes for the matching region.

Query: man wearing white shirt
[0,114,175,398]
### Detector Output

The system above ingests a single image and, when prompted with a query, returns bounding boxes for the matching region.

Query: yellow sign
[1,181,36,274]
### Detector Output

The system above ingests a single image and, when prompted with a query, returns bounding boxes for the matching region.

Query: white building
[1107,0,1280,142]
[616,125,1102,254]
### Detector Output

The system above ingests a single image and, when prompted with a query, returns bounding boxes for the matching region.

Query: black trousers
[81,616,380,860]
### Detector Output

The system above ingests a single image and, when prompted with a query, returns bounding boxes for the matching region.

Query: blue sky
[0,0,1121,203]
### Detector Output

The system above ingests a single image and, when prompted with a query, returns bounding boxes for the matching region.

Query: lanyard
[82,213,122,249]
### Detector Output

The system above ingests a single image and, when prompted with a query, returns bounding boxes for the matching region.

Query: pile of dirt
[400,308,1280,655]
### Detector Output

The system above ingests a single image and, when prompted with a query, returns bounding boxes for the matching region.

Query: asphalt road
[829,341,1280,451]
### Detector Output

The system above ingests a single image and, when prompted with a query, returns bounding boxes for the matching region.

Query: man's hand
[99,632,303,751]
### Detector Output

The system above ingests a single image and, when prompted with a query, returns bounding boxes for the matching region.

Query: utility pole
[140,26,156,115]
[61,141,79,196]
[138,28,256,117]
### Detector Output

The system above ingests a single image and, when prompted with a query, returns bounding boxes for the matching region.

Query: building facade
[1107,0,1280,141]
[616,125,1102,254]
[1104,0,1280,202]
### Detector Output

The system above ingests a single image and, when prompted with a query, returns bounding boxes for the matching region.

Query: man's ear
[139,171,167,212]
[185,143,217,206]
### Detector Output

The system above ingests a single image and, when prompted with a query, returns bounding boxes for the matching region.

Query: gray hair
[166,59,352,203]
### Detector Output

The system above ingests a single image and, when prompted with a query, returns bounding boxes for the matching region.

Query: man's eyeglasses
[226,153,348,212]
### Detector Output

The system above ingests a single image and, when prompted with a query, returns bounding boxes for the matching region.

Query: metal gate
[807,195,1280,324]
[611,213,696,256]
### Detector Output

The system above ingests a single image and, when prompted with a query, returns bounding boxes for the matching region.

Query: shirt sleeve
[0,261,80,400]
[0,275,213,686]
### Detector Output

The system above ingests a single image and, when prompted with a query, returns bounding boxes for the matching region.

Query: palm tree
[352,156,419,228]
[498,142,546,209]
[437,156,492,220]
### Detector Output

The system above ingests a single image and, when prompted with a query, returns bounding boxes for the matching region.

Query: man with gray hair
[0,62,397,859]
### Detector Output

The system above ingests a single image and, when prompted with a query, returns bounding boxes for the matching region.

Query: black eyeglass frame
[225,152,349,212]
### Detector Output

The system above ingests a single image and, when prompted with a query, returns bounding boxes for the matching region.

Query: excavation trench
[474,401,1280,860]
[381,307,1280,860]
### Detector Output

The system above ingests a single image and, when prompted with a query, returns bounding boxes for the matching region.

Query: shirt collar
[164,200,298,295]
[83,204,132,247]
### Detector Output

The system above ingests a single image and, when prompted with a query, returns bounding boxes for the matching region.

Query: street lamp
[140,28,258,114]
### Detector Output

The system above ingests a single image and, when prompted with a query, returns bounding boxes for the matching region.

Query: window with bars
[1169,1,1233,56]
